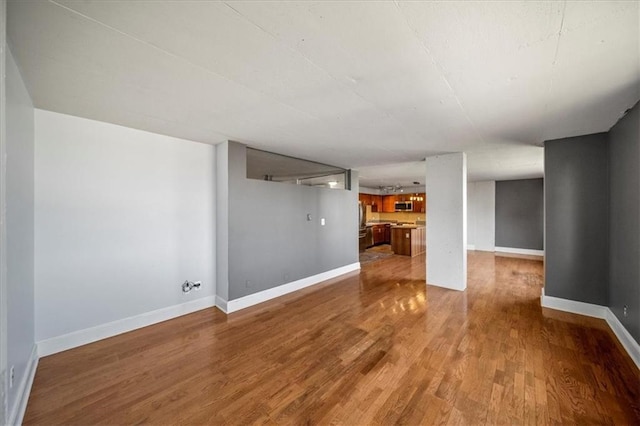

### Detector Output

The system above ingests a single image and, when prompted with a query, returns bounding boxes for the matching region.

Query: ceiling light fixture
[378,185,403,194]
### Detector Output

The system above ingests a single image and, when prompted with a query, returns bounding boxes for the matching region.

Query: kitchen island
[391,225,426,257]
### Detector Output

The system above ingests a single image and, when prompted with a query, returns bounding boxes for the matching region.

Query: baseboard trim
[8,344,38,426]
[37,295,216,357]
[540,293,608,318]
[495,246,544,256]
[426,281,466,292]
[214,295,228,314]
[541,291,640,370]
[605,309,640,370]
[466,244,476,251]
[219,263,361,314]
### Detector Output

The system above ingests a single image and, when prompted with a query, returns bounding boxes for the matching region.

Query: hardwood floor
[24,252,639,425]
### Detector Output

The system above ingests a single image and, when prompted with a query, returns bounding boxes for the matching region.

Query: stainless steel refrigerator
[358,201,367,252]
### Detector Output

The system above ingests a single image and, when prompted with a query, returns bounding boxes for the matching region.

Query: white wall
[467,181,495,251]
[215,142,229,301]
[425,153,467,291]
[34,110,215,343]
[6,46,35,424]
[359,186,380,195]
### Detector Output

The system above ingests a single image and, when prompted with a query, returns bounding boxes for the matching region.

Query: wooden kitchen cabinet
[382,195,397,212]
[407,193,426,213]
[391,226,426,257]
[359,193,371,205]
[371,195,383,212]
[380,193,426,213]
[372,224,386,245]
[413,193,426,213]
[391,227,410,256]
[359,194,384,212]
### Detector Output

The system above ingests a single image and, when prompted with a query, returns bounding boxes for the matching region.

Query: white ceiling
[359,145,545,188]
[7,1,639,185]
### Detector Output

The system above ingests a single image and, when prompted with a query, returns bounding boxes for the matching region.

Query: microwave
[395,201,413,211]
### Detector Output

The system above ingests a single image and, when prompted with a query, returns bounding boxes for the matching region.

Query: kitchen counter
[391,226,426,257]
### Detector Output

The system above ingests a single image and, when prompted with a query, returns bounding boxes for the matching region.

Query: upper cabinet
[371,195,383,212]
[359,193,383,212]
[409,193,426,213]
[361,192,426,213]
[359,193,371,206]
[382,195,396,212]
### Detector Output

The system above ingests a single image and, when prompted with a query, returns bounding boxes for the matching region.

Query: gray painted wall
[5,47,35,418]
[34,109,215,341]
[218,141,359,301]
[1,1,8,419]
[544,134,609,305]
[608,102,639,342]
[467,181,495,252]
[495,179,543,250]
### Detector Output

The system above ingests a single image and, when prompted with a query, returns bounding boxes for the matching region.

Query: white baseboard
[37,295,216,357]
[8,345,38,426]
[495,246,544,256]
[214,295,228,314]
[427,280,466,292]
[540,293,608,318]
[218,263,361,314]
[466,244,476,250]
[605,309,640,370]
[541,290,639,370]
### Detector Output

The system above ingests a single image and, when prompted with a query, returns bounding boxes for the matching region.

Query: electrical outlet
[623,305,628,317]
[9,366,14,389]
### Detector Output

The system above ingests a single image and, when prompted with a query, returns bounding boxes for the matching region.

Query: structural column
[425,153,467,291]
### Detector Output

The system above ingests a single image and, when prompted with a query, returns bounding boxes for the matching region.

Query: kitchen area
[358,190,426,263]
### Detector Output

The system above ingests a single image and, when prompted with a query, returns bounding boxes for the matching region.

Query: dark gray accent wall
[495,179,543,250]
[608,102,639,342]
[217,141,359,301]
[544,133,609,305]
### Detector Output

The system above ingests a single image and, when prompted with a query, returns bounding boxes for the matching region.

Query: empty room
[1,1,639,425]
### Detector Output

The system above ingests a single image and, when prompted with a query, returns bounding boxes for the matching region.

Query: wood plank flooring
[24,252,639,424]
